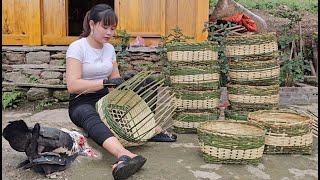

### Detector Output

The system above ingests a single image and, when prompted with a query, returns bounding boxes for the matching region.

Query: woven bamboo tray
[173,109,220,133]
[197,121,266,165]
[248,110,313,154]
[225,32,278,57]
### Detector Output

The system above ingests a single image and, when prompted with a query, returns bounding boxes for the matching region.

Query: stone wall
[2,46,163,102]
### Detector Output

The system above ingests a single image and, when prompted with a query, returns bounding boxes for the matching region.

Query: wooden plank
[42,0,67,37]
[177,0,196,39]
[2,34,29,45]
[2,0,38,45]
[196,0,209,41]
[160,0,166,37]
[42,35,79,45]
[312,38,318,77]
[165,0,177,35]
[28,0,41,45]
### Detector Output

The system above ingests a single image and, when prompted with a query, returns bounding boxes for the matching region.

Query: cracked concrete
[2,103,318,180]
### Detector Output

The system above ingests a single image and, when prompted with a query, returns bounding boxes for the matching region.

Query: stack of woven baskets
[166,42,221,133]
[224,32,281,121]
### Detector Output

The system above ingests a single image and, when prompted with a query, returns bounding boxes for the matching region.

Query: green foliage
[279,52,310,86]
[161,26,194,46]
[276,9,311,86]
[114,29,131,70]
[2,89,24,110]
[61,57,66,66]
[203,21,239,86]
[157,27,195,85]
[28,75,40,84]
[209,0,218,8]
[236,0,318,13]
[36,99,57,111]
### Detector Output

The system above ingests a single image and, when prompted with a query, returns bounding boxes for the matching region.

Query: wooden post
[311,37,318,77]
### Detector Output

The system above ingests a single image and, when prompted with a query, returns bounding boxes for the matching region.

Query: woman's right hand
[103,78,125,88]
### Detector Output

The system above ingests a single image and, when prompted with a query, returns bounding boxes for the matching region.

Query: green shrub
[2,90,23,109]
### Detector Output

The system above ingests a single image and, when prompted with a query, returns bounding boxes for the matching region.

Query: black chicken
[2,119,97,175]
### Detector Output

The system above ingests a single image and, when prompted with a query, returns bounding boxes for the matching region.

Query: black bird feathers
[3,119,95,175]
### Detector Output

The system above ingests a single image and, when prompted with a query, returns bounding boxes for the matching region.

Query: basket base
[263,145,313,155]
[201,153,262,165]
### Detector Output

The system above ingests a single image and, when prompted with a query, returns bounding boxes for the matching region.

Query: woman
[66,4,175,180]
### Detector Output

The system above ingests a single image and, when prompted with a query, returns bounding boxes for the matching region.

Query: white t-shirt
[66,38,116,80]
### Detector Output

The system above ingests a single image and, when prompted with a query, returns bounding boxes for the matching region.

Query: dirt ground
[252,9,318,45]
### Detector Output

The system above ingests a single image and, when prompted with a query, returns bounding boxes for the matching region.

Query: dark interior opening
[68,0,115,36]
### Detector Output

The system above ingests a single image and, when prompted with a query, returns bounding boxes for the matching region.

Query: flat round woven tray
[197,121,266,165]
[248,110,313,154]
[96,89,156,146]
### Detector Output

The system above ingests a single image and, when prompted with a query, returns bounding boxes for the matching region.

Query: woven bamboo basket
[96,72,176,147]
[229,65,280,86]
[173,109,220,133]
[166,41,218,61]
[197,121,266,165]
[227,84,279,111]
[173,90,220,110]
[170,73,220,91]
[248,110,313,154]
[227,51,279,62]
[225,32,278,57]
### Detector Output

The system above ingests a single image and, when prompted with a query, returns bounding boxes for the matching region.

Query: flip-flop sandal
[112,155,147,180]
[148,131,177,142]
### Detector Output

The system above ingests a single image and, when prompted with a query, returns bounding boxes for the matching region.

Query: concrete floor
[2,103,318,180]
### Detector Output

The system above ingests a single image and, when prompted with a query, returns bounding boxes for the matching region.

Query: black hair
[80,4,118,38]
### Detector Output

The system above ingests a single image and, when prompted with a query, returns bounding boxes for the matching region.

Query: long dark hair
[80,4,118,38]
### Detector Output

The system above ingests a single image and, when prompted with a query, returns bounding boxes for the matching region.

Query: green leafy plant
[157,27,194,85]
[114,29,131,70]
[280,52,310,86]
[276,9,311,86]
[2,88,24,109]
[36,98,57,111]
[203,21,239,86]
[28,75,40,84]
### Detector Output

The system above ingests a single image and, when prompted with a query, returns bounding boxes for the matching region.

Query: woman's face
[90,21,116,44]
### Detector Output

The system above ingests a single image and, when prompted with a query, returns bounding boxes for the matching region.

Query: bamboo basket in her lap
[248,110,313,154]
[96,72,176,147]
[225,32,278,57]
[197,121,266,165]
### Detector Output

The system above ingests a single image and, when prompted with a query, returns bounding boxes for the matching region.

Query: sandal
[112,155,147,180]
[148,130,177,142]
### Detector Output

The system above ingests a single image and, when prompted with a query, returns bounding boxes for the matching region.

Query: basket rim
[247,110,313,126]
[197,120,266,137]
